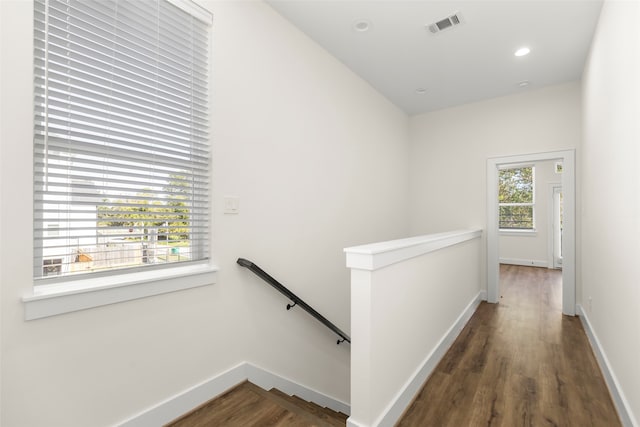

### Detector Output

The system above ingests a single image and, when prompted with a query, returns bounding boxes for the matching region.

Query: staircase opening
[166,381,348,426]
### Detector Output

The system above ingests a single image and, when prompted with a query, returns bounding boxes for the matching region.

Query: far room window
[498,166,535,230]
[33,0,212,282]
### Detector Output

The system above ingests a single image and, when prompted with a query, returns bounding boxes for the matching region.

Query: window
[498,166,535,230]
[34,0,212,283]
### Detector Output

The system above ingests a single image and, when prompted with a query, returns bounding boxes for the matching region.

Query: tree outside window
[499,166,534,229]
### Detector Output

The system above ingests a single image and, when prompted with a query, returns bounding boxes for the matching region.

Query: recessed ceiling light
[353,19,371,32]
[415,88,427,95]
[514,47,531,57]
[518,80,530,88]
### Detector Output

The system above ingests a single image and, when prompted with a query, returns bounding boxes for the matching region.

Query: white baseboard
[372,291,484,427]
[499,258,548,268]
[577,304,638,427]
[118,362,248,427]
[118,362,350,426]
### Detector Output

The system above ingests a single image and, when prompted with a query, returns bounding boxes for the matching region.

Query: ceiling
[266,0,603,115]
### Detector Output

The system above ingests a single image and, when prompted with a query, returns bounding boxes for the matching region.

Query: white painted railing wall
[344,229,483,427]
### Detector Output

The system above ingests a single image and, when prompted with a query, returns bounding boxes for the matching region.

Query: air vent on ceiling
[427,13,462,34]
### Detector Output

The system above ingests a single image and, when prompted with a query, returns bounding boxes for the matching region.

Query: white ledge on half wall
[344,228,483,271]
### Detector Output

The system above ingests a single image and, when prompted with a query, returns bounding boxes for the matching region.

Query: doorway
[487,150,575,316]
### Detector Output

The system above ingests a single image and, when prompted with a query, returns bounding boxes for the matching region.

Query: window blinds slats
[44,0,209,72]
[34,134,209,170]
[36,93,208,139]
[35,69,208,125]
[34,75,209,128]
[35,114,210,158]
[34,141,210,177]
[35,166,209,188]
[34,243,210,258]
[38,52,208,112]
[34,198,209,210]
[34,183,209,202]
[34,180,209,203]
[32,135,209,168]
[34,0,211,280]
[35,242,210,257]
[42,18,209,85]
[35,226,207,236]
[36,206,207,217]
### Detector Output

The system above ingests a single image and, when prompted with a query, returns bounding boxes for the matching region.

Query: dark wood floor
[397,264,621,427]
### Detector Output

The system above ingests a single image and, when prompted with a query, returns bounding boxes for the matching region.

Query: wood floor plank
[397,265,621,427]
[166,381,346,427]
[468,355,510,426]
[268,389,347,426]
[167,382,307,427]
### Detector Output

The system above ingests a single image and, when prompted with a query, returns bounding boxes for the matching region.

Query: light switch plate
[223,196,240,214]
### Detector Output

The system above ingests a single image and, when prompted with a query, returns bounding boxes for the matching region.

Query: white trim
[577,305,638,427]
[118,362,246,427]
[373,291,483,427]
[344,229,482,271]
[499,229,537,237]
[166,0,213,25]
[23,264,218,320]
[487,150,575,315]
[498,162,535,170]
[499,258,548,268]
[547,183,562,269]
[117,362,350,426]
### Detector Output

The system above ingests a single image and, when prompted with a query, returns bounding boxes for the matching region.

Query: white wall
[0,1,5,419]
[408,82,582,292]
[209,0,409,405]
[346,230,482,426]
[581,0,640,424]
[499,160,560,267]
[0,1,409,426]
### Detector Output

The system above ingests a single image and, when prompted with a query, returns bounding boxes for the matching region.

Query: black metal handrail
[237,258,351,345]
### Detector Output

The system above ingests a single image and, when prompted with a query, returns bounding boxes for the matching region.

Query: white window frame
[24,0,217,320]
[498,164,536,233]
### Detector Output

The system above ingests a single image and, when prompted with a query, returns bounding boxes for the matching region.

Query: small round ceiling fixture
[514,47,531,57]
[353,19,371,32]
[415,88,428,95]
[518,80,530,88]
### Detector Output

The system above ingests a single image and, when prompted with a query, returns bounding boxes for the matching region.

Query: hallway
[397,265,620,426]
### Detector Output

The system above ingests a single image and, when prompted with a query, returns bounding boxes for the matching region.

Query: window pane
[499,167,533,203]
[499,205,534,229]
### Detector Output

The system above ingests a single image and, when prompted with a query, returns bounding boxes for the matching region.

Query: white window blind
[34,0,211,281]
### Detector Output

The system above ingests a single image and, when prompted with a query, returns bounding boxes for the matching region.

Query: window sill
[23,263,219,320]
[499,229,537,237]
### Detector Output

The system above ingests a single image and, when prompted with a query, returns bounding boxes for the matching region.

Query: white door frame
[487,149,576,315]
[549,184,563,269]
